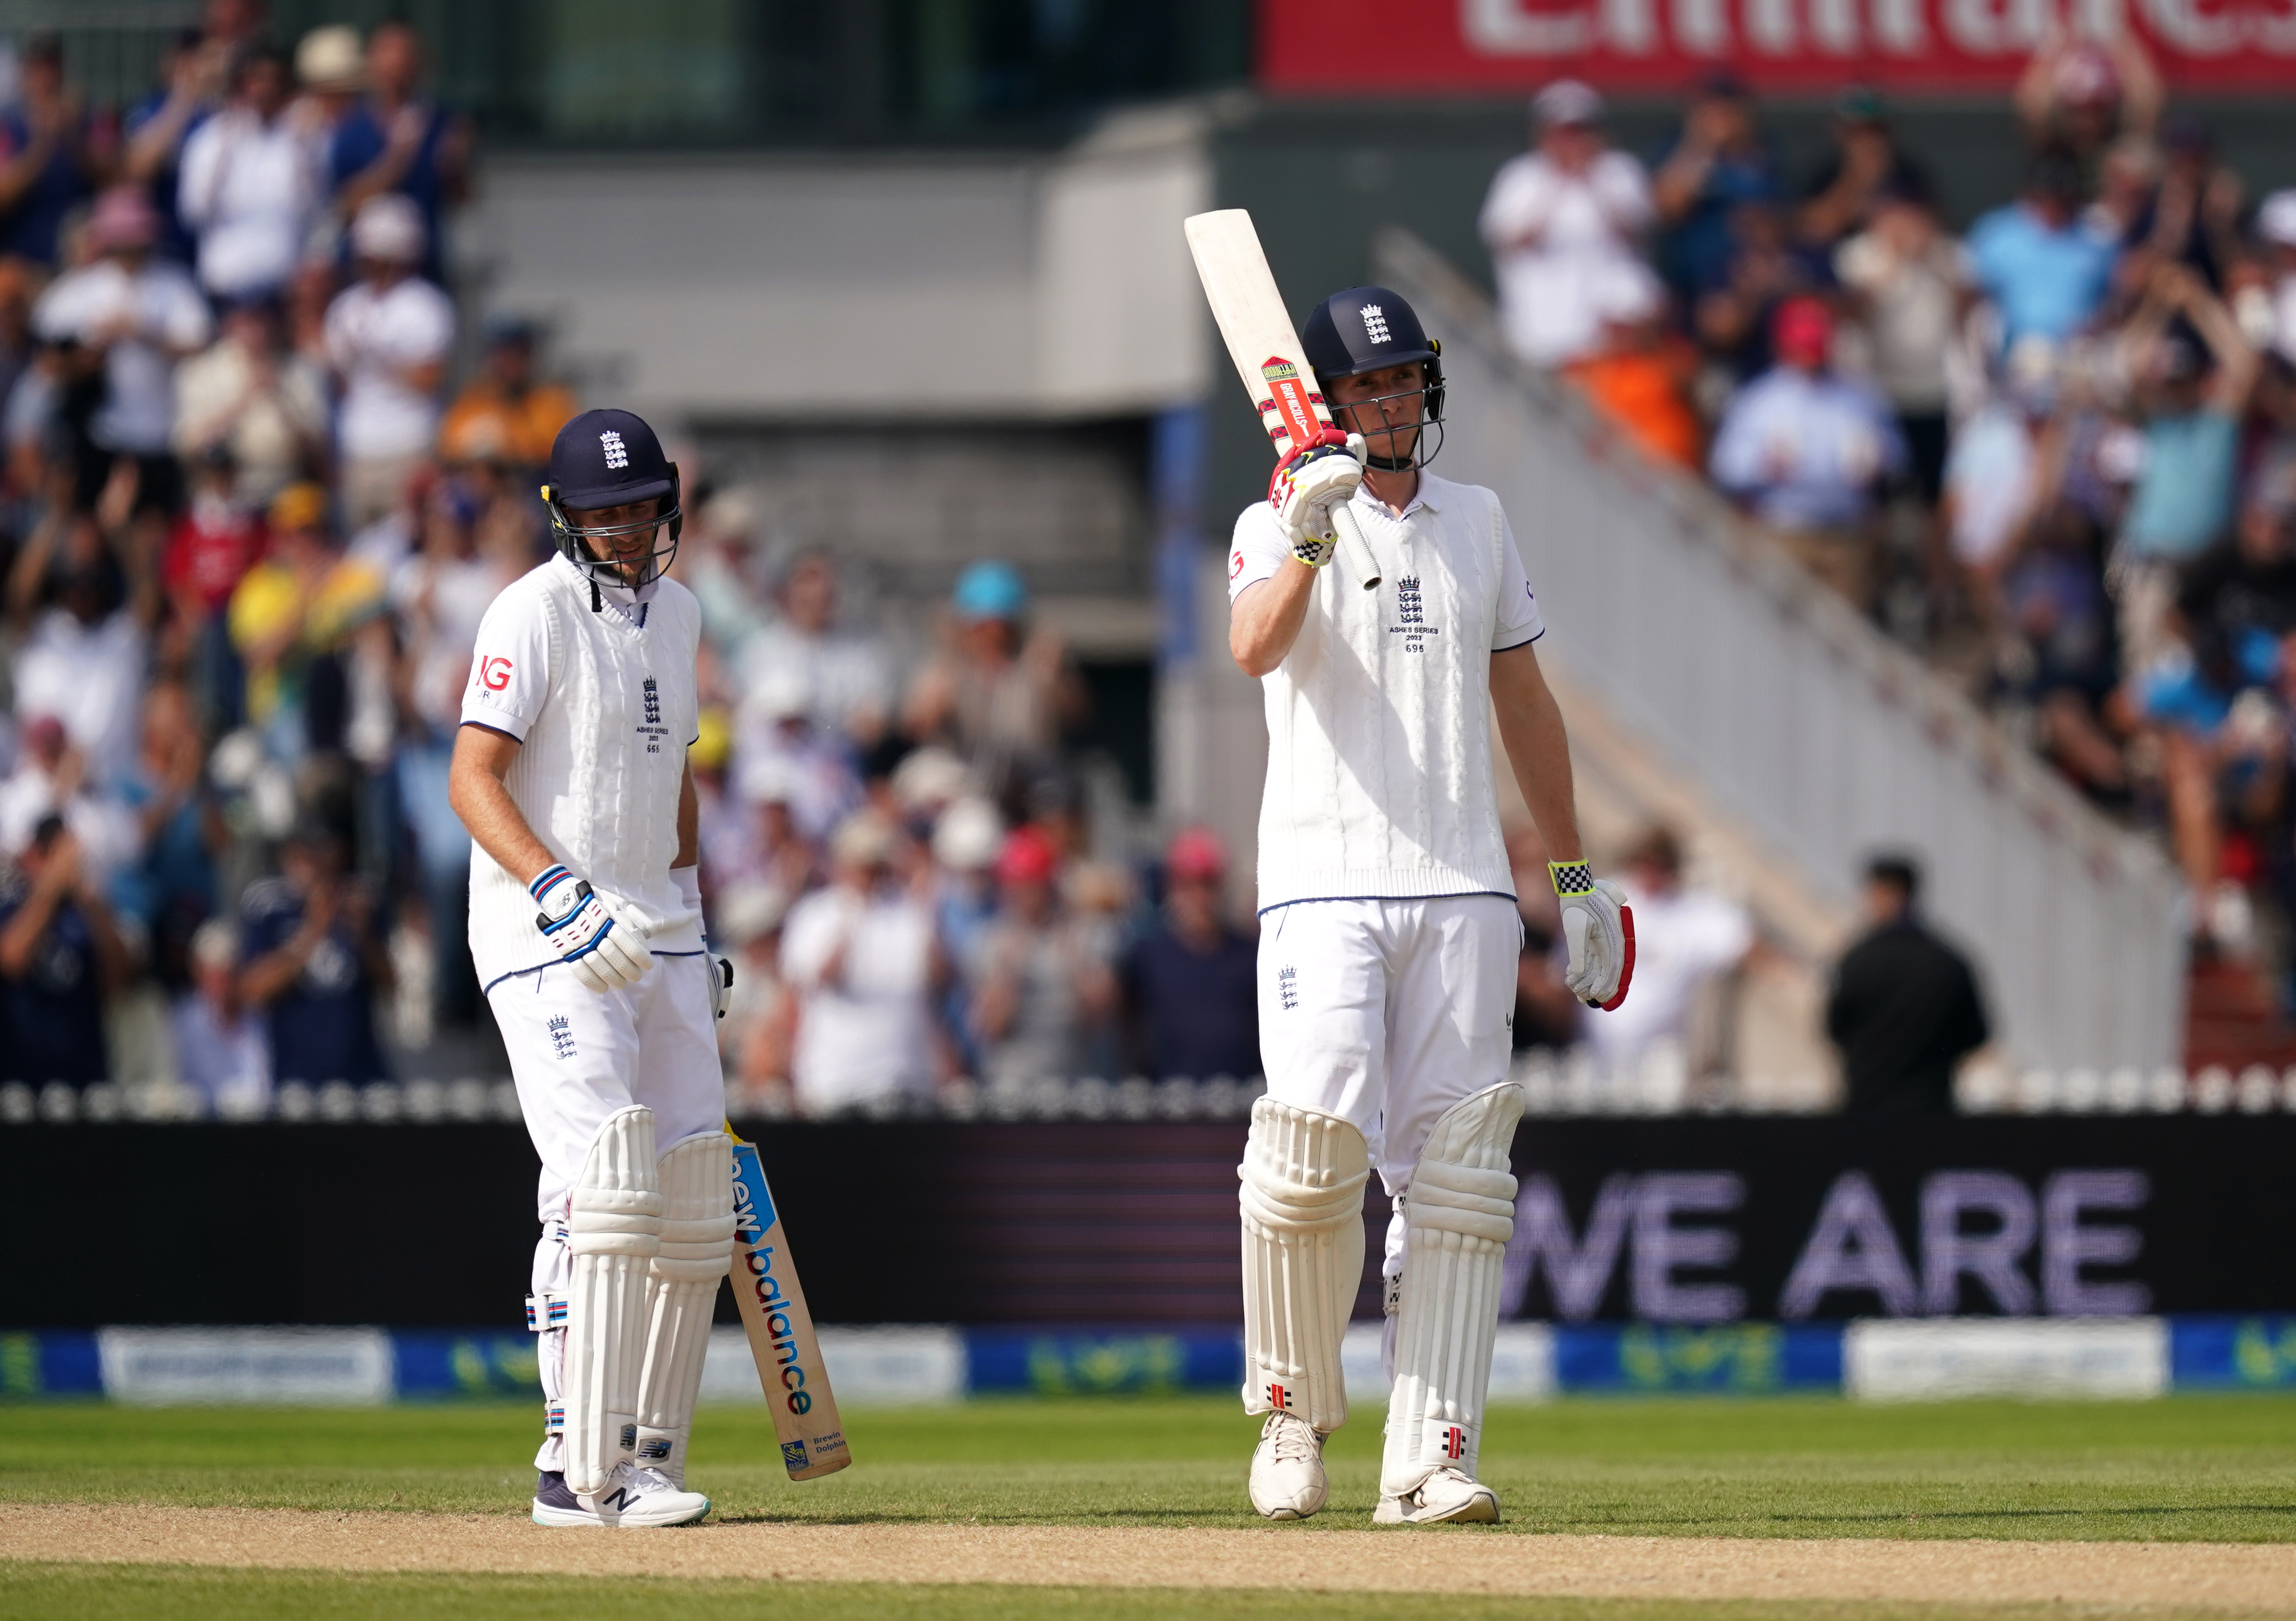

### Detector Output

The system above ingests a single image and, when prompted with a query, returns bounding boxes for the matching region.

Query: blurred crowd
[1487,34,2296,1002]
[0,6,1292,1115]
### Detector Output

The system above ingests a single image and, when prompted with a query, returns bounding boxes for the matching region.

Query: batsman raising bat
[449,409,736,1528]
[1210,248,1632,1525]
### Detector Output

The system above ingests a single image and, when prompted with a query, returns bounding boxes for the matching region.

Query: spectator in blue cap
[904,560,1087,807]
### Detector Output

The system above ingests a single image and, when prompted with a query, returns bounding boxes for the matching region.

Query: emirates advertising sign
[1259,0,2296,93]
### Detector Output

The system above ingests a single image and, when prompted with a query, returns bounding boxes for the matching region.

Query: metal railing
[1375,229,2186,1072]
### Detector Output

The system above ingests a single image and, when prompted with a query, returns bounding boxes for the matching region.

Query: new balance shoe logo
[601,430,628,469]
[601,1487,637,1511]
[1360,304,1390,344]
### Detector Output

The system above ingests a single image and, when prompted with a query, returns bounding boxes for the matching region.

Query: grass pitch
[3,1393,2293,1541]
[15,1565,2289,1621]
[6,1396,2296,1621]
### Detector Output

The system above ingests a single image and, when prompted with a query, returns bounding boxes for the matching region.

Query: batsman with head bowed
[1209,238,1632,1524]
[448,409,736,1528]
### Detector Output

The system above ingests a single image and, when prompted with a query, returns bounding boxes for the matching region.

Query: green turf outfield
[5,1393,2294,1542]
[5,1565,2291,1621]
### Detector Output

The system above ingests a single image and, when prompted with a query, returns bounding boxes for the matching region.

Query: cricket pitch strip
[6,1503,2296,1611]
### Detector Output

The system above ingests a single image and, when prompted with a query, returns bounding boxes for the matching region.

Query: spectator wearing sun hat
[903,560,1088,803]
[31,185,212,518]
[2254,190,2296,367]
[324,193,454,529]
[781,808,941,1115]
[1120,827,1259,1082]
[1479,79,1652,368]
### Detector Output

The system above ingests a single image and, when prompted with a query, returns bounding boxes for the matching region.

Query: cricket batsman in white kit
[450,409,735,1528]
[1228,288,1631,1524]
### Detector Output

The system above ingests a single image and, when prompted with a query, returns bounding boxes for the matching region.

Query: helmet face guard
[1324,356,1446,473]
[544,467,683,593]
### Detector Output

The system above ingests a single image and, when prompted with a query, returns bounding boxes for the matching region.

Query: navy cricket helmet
[1300,286,1445,470]
[542,407,683,604]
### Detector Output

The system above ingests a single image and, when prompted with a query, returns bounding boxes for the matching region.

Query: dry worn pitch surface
[7,1503,2296,1611]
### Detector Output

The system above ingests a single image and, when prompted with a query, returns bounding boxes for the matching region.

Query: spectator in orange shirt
[439,316,576,473]
[1562,266,1704,473]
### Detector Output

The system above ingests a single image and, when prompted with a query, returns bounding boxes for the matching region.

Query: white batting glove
[530,863,653,992]
[1551,861,1635,1011]
[709,952,733,1020]
[1268,432,1366,567]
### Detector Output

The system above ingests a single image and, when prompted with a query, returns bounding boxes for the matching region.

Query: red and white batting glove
[1268,429,1365,567]
[531,863,654,992]
[1551,861,1634,1011]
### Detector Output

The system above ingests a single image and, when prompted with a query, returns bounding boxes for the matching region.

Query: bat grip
[1331,503,1381,592]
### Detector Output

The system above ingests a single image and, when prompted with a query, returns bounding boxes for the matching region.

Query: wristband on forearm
[1549,860,1595,898]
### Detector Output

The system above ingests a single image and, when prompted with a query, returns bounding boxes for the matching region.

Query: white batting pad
[635,1130,736,1486]
[1240,1095,1370,1435]
[1382,1082,1524,1496]
[562,1105,664,1495]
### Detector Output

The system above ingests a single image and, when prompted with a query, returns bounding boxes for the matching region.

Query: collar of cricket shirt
[1352,477,1441,524]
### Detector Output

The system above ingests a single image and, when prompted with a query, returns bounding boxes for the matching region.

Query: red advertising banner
[1259,0,2296,94]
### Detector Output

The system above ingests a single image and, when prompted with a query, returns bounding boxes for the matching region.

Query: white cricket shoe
[531,1463,712,1528]
[1248,1411,1328,1520]
[1374,1467,1500,1526]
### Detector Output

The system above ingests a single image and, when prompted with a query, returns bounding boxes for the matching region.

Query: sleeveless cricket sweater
[465,556,705,986]
[1248,476,1528,913]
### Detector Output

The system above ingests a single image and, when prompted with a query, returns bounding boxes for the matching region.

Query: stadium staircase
[1375,230,2187,1075]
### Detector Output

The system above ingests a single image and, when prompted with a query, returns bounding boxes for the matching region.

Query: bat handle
[1331,502,1381,592]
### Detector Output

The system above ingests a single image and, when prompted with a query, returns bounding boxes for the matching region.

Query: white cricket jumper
[461,553,723,1482]
[460,553,705,989]
[1227,473,1544,914]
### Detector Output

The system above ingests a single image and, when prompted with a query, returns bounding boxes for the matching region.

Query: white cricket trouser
[1257,895,1521,1286]
[492,951,723,1473]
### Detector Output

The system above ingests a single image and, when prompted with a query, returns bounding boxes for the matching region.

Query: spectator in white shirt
[0,716,138,879]
[1833,178,1973,507]
[1479,80,1654,368]
[170,918,270,1117]
[8,515,151,790]
[737,551,893,750]
[780,809,942,1115]
[1710,296,1906,609]
[2257,190,2296,367]
[177,45,323,304]
[1583,827,1753,1081]
[324,194,453,529]
[31,186,212,519]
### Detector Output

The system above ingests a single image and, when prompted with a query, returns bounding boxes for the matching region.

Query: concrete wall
[458,107,1214,424]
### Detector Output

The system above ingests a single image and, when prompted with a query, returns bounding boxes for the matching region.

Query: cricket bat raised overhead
[728,1130,850,1480]
[1184,208,1380,591]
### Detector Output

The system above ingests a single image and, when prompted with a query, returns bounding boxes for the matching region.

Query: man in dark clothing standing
[1826,854,1988,1112]
[1121,827,1259,1081]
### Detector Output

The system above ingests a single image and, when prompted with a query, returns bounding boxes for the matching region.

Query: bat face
[730,1138,850,1480]
[1258,357,1333,460]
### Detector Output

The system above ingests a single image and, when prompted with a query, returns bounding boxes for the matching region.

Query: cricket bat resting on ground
[728,1131,849,1479]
